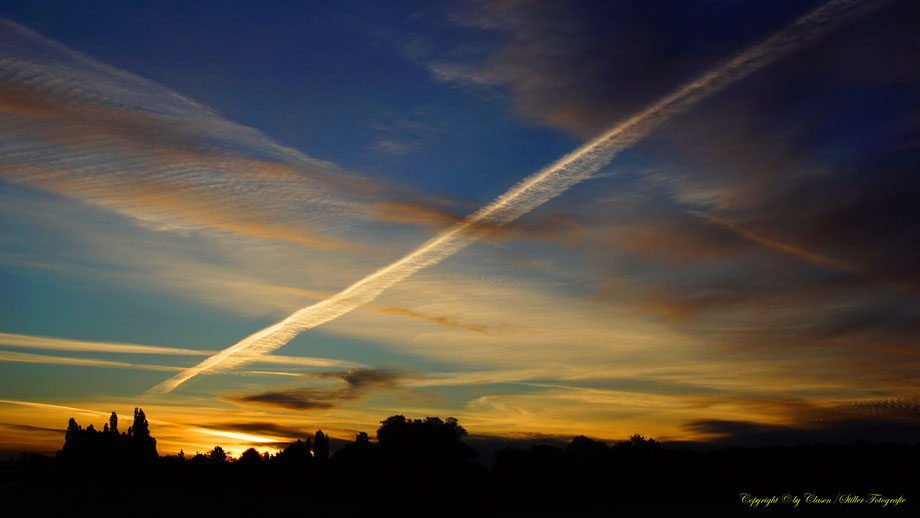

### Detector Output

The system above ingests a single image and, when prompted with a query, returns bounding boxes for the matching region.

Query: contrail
[148,0,883,394]
[687,210,860,274]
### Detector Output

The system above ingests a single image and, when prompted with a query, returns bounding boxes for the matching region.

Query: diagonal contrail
[147,0,884,395]
[687,210,861,274]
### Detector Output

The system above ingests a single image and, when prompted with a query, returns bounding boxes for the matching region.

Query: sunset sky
[2,0,919,458]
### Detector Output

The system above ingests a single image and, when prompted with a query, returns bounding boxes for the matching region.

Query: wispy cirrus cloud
[0,19,407,252]
[433,0,920,346]
[150,0,884,395]
[4,1,920,453]
[433,1,827,138]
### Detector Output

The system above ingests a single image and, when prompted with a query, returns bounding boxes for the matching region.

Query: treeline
[2,410,917,514]
[58,408,157,467]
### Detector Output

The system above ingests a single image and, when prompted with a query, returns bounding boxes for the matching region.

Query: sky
[1,0,919,458]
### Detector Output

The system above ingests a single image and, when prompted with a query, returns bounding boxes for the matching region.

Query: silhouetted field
[1,409,915,515]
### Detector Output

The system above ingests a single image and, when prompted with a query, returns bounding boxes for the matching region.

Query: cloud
[312,368,406,389]
[241,354,361,370]
[234,389,343,411]
[4,4,918,450]
[0,348,363,378]
[435,1,838,137]
[686,417,920,447]
[231,368,409,411]
[371,200,583,244]
[0,18,397,252]
[0,332,209,356]
[684,396,920,447]
[433,0,920,348]
[0,105,361,251]
[150,0,879,395]
[6,19,547,257]
[372,139,419,156]
[686,210,858,274]
[604,215,745,265]
[202,421,311,440]
[0,349,181,372]
[260,283,491,333]
[0,331,360,375]
[0,422,62,435]
[374,306,488,334]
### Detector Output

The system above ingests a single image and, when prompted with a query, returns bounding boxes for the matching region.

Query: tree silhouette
[567,435,609,466]
[238,448,262,466]
[615,433,660,454]
[376,415,475,471]
[274,438,312,472]
[63,418,81,450]
[131,408,149,439]
[60,417,86,465]
[22,407,920,512]
[314,430,329,461]
[208,445,228,463]
[129,407,157,461]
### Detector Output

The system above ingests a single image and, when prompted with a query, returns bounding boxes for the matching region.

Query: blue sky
[2,0,919,456]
